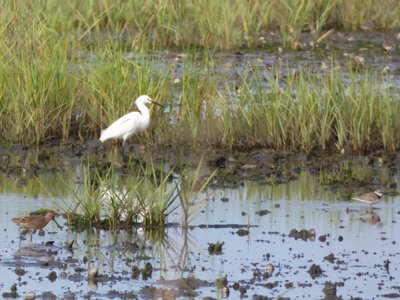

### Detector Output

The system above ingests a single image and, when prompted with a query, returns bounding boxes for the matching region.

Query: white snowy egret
[99,95,163,145]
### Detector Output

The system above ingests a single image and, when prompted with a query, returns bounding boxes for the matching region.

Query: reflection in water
[88,279,98,290]
[359,211,381,225]
[0,158,399,299]
[14,245,53,261]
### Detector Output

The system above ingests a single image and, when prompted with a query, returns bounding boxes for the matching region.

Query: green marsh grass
[4,0,400,49]
[1,1,400,153]
[64,161,177,230]
[179,158,216,229]
[134,164,179,230]
[318,159,373,186]
[63,159,215,231]
[216,68,400,153]
[1,38,400,154]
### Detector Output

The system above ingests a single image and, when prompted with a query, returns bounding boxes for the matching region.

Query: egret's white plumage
[100,95,162,145]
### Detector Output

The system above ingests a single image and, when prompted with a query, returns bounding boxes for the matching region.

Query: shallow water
[0,150,399,299]
[159,31,400,94]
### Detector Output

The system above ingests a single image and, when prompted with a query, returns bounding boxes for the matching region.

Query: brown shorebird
[12,213,62,239]
[351,190,384,207]
[383,35,397,52]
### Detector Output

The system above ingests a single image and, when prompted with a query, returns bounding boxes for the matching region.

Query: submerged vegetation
[0,1,399,153]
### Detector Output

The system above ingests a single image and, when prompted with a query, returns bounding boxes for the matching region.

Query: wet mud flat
[0,143,400,299]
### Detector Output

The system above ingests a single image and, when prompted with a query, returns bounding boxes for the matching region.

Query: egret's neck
[137,103,150,117]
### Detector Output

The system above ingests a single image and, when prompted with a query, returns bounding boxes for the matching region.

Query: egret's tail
[99,129,108,143]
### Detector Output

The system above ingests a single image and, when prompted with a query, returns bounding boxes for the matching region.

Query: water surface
[0,150,399,299]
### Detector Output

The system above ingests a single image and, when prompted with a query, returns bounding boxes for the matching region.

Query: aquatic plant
[66,163,104,229]
[64,162,149,229]
[178,157,216,229]
[63,158,214,231]
[134,163,180,230]
[318,160,373,186]
[217,68,400,153]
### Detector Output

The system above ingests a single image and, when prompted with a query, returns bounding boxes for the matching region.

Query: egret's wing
[117,112,138,123]
[100,112,141,141]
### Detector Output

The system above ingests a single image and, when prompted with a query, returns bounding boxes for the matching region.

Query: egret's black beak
[151,100,164,108]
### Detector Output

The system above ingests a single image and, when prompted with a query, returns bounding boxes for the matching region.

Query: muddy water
[163,31,400,93]
[0,149,399,299]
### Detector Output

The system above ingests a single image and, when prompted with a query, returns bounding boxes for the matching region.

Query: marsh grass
[64,157,215,231]
[4,0,400,49]
[134,164,180,230]
[66,164,104,229]
[179,157,216,229]
[216,68,400,153]
[1,1,400,153]
[318,159,373,186]
[2,39,400,154]
[64,161,176,230]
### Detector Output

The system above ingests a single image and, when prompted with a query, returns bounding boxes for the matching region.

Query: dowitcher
[351,189,384,206]
[12,212,62,239]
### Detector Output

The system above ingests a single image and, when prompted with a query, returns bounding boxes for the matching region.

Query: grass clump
[64,159,214,231]
[134,166,179,230]
[318,160,373,186]
[65,161,177,230]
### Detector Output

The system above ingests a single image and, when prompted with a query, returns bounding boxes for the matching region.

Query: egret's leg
[120,138,129,162]
[122,139,126,152]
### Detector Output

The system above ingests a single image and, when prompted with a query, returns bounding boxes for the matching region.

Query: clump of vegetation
[64,159,214,231]
[64,162,177,230]
[178,158,215,228]
[318,159,374,186]
[135,166,180,230]
[208,241,224,255]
